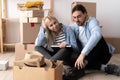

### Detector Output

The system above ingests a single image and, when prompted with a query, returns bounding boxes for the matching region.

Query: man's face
[72,11,86,26]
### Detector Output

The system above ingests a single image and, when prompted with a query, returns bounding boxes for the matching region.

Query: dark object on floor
[105,64,120,76]
[51,60,57,68]
[63,67,85,80]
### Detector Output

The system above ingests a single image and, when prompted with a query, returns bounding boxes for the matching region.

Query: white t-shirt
[79,26,88,47]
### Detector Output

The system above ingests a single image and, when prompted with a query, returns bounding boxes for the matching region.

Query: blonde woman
[35,16,78,66]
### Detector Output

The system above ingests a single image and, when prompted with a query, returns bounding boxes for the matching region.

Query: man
[63,4,120,80]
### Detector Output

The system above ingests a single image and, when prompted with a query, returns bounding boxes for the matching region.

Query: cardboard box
[105,38,120,53]
[20,17,29,23]
[13,61,63,80]
[15,43,35,60]
[23,10,44,17]
[29,17,42,23]
[0,60,9,71]
[20,23,40,44]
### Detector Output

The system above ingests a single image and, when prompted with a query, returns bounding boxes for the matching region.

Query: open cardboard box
[13,60,63,80]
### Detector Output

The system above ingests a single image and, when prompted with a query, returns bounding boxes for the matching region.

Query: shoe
[63,65,72,75]
[63,67,85,80]
[105,64,120,76]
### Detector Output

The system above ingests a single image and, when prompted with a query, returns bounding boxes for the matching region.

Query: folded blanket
[25,1,44,8]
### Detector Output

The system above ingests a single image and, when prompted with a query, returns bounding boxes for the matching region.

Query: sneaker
[63,65,72,75]
[63,67,85,80]
[105,64,120,76]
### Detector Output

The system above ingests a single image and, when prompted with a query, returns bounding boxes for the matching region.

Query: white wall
[5,0,120,43]
[97,0,120,37]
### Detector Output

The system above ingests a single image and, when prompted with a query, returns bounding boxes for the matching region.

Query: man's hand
[75,53,86,69]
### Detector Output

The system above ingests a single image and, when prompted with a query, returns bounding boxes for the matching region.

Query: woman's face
[47,19,60,32]
[72,10,86,26]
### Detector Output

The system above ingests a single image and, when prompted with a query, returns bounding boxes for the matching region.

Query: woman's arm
[67,27,79,52]
[35,26,46,46]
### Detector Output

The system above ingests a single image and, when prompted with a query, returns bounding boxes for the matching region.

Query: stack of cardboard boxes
[14,6,63,80]
[15,9,44,60]
[20,10,44,44]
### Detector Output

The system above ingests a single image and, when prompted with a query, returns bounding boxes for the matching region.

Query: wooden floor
[0,52,14,80]
[0,52,120,80]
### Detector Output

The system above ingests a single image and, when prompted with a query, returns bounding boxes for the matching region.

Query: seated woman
[35,15,78,66]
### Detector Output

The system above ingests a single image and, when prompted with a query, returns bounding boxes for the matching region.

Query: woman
[35,15,78,66]
[64,4,120,80]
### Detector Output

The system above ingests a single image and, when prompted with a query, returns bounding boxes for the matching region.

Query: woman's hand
[59,42,67,48]
[75,53,86,69]
[42,18,47,29]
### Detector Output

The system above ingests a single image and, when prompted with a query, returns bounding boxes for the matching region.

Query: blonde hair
[42,16,59,47]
